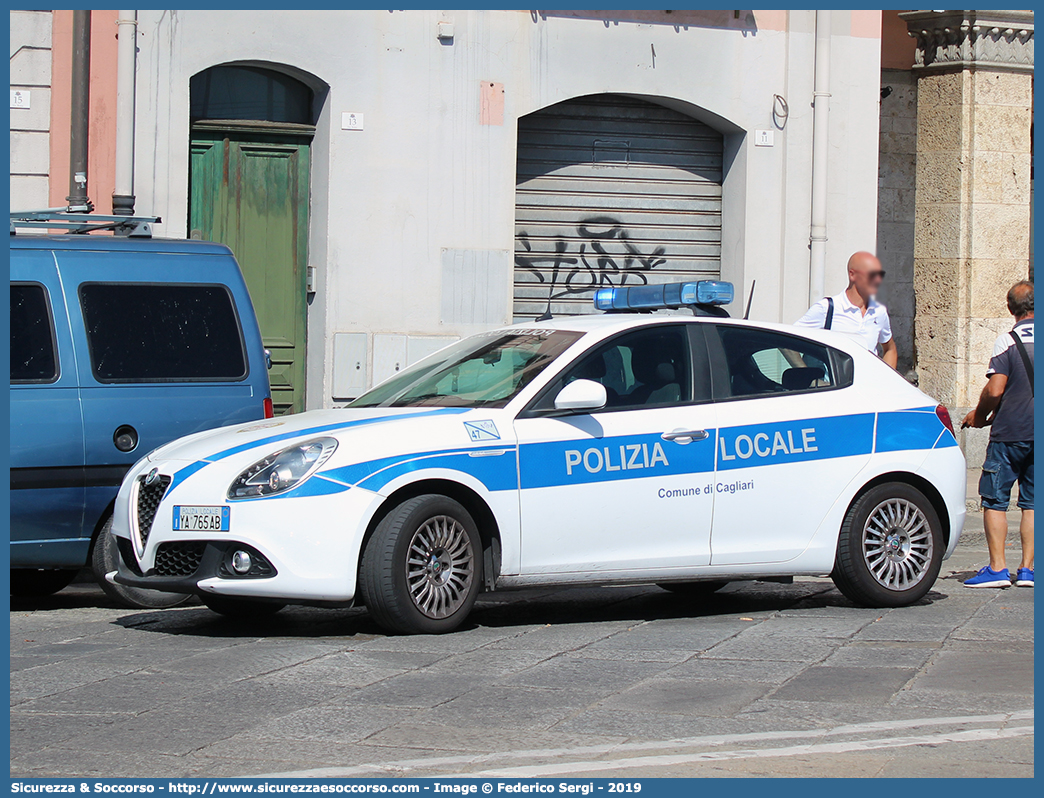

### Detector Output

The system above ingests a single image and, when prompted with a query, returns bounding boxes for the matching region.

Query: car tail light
[935,404,955,437]
[263,397,274,419]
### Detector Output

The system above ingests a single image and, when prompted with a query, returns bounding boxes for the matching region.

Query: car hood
[146,407,474,464]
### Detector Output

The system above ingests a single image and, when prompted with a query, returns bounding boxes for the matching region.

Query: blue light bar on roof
[693,281,735,305]
[593,280,734,312]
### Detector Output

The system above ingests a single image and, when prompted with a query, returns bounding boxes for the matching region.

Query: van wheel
[91,516,192,609]
[831,482,944,607]
[657,581,729,596]
[201,594,285,618]
[360,494,482,635]
[10,569,78,597]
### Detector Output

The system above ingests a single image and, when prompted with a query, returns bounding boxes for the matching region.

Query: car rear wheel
[657,580,729,596]
[360,494,482,635]
[832,482,944,607]
[201,594,286,618]
[9,568,78,597]
[91,516,193,609]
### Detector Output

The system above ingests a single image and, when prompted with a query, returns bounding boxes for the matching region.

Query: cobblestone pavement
[10,514,1033,778]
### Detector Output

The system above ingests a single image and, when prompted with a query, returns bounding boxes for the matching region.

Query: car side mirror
[553,379,607,412]
[264,349,273,370]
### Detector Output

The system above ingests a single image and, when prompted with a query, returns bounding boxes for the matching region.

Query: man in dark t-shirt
[962,280,1034,588]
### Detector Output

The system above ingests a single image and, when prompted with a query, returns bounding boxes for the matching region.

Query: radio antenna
[743,280,756,320]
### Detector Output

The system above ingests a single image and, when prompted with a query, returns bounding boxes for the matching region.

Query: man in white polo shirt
[795,251,898,368]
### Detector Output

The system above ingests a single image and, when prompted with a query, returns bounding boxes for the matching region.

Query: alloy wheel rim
[861,498,933,591]
[405,515,474,619]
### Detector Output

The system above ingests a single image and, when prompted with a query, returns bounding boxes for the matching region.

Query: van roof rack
[10,209,161,237]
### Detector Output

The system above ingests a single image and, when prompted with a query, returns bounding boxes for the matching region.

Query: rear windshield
[350,329,583,408]
[79,283,247,383]
[10,283,58,384]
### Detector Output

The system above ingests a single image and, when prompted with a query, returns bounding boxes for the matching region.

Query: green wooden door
[189,128,310,415]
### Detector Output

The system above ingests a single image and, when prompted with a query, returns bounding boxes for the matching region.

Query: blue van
[10,222,273,607]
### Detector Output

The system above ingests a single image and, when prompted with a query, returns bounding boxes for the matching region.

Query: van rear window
[79,284,247,383]
[10,283,58,384]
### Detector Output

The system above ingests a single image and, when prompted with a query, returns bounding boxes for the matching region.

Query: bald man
[795,251,898,368]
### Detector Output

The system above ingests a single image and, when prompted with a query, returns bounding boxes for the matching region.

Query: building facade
[11,9,885,414]
[10,9,54,210]
[875,9,1034,472]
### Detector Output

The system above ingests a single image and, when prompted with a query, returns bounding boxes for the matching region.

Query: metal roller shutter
[514,94,723,321]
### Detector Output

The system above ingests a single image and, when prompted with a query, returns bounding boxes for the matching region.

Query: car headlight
[227,437,338,500]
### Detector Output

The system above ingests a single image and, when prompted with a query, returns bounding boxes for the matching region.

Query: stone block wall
[912,68,1033,469]
[876,69,918,376]
[899,10,1034,479]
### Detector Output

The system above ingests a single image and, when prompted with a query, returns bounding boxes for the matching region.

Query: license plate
[172,506,230,532]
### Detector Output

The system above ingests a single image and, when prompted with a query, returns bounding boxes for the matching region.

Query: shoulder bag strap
[824,297,834,330]
[1009,330,1034,396]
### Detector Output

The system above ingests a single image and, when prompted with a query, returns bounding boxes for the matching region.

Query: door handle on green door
[661,429,709,444]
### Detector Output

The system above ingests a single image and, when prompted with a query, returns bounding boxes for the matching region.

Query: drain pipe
[66,9,93,212]
[112,10,138,215]
[808,10,831,305]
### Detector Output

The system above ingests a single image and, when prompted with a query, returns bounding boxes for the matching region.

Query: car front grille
[153,541,207,577]
[135,474,171,547]
[116,536,143,576]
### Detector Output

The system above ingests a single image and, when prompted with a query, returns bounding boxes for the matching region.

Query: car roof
[9,234,234,256]
[511,312,711,333]
[508,312,873,358]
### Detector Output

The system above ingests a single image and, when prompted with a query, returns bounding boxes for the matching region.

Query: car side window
[10,283,58,384]
[716,325,848,398]
[79,283,248,383]
[535,325,694,412]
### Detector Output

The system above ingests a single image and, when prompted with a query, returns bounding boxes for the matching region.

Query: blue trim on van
[10,538,92,568]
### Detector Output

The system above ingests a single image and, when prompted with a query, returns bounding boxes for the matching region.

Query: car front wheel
[360,494,482,635]
[831,482,944,607]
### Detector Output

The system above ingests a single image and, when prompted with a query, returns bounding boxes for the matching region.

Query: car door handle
[661,428,709,444]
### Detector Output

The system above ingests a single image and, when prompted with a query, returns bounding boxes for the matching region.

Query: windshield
[349,329,584,408]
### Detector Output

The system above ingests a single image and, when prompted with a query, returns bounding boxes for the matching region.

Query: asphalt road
[10,513,1034,779]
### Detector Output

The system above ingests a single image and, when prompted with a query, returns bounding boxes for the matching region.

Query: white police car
[108,281,966,634]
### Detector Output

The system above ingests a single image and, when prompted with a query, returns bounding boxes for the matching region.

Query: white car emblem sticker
[464,420,500,441]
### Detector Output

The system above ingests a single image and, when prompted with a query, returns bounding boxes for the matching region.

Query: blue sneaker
[1015,568,1034,587]
[963,566,1012,588]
